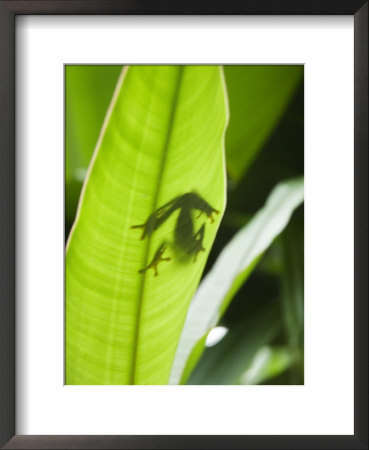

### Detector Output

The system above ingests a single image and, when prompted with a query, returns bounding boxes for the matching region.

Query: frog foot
[196,208,219,223]
[131,223,147,240]
[138,244,171,277]
[192,243,206,263]
[208,209,220,223]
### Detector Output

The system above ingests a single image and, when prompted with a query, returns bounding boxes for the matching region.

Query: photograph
[65,64,304,386]
[1,1,366,446]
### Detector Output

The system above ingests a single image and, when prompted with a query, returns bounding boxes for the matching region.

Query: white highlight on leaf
[205,326,228,347]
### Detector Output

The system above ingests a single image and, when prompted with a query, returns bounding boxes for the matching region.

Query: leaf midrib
[129,66,184,384]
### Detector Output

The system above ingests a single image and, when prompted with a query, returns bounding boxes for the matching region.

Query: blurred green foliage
[198,69,304,385]
[224,65,303,181]
[65,65,304,385]
[65,65,121,227]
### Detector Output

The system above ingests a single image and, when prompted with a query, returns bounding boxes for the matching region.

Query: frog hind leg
[192,224,206,263]
[155,197,180,218]
[191,194,219,223]
[131,197,180,240]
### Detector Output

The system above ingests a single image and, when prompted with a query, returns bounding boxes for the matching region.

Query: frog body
[173,208,205,263]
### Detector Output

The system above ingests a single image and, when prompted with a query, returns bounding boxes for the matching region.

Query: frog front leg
[138,243,171,277]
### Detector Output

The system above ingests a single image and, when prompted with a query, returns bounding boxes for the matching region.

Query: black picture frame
[0,1,367,449]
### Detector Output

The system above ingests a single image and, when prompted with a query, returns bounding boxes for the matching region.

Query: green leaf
[280,209,304,383]
[66,65,229,385]
[170,177,304,384]
[224,65,303,181]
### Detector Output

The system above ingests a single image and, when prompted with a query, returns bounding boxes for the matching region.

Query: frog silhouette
[131,192,219,275]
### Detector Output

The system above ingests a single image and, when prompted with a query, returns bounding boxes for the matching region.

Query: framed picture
[0,1,367,449]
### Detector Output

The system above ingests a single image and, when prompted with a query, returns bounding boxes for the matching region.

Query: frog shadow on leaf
[131,192,219,276]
